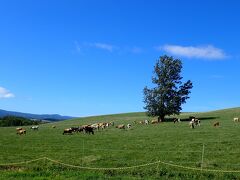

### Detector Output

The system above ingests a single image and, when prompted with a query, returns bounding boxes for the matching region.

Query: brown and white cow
[116,124,125,129]
[17,129,26,135]
[63,128,73,135]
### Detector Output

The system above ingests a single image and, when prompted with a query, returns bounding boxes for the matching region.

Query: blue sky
[1,0,240,117]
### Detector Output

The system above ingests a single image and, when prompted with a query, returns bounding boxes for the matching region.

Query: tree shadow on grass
[164,116,219,122]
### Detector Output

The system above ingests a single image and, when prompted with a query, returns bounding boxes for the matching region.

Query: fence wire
[0,156,240,173]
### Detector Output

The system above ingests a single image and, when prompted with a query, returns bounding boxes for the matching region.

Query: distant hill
[0,109,74,121]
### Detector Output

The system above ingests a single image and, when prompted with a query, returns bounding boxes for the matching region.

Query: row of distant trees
[0,116,41,127]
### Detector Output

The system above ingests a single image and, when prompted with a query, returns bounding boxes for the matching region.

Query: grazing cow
[109,121,114,126]
[151,120,158,124]
[31,126,39,130]
[194,118,201,126]
[98,123,105,130]
[91,123,100,131]
[127,124,132,129]
[78,126,84,132]
[84,126,94,135]
[213,122,220,127]
[139,120,144,124]
[71,127,81,132]
[116,124,125,129]
[189,120,195,129]
[173,118,181,123]
[144,119,149,125]
[16,127,23,131]
[173,118,178,123]
[63,128,73,135]
[17,129,26,135]
[233,117,240,122]
[52,125,56,128]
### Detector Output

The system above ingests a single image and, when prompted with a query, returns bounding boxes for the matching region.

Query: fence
[0,143,240,174]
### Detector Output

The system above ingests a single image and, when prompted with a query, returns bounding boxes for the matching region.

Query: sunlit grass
[0,107,240,179]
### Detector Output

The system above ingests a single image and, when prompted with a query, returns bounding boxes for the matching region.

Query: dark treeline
[0,116,42,127]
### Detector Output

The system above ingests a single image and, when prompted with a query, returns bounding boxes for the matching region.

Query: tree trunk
[158,115,165,122]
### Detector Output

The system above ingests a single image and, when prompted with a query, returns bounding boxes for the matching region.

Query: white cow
[189,119,195,129]
[233,117,239,122]
[144,119,149,125]
[127,124,132,129]
[31,126,39,130]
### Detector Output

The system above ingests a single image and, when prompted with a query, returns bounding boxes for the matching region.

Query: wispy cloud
[74,41,81,52]
[74,41,145,54]
[130,47,143,54]
[210,75,224,79]
[0,87,15,99]
[158,44,227,59]
[90,43,115,52]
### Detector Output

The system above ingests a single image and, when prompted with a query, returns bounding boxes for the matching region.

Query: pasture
[0,108,240,179]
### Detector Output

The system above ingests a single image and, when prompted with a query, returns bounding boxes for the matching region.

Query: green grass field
[0,107,240,179]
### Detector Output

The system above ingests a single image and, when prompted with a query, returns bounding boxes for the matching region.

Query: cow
[173,118,178,123]
[98,123,106,130]
[78,126,84,132]
[17,129,26,135]
[127,124,132,129]
[31,126,39,130]
[71,127,81,132]
[139,120,144,124]
[84,126,94,135]
[233,117,239,122]
[52,125,56,128]
[91,123,100,131]
[144,119,149,125]
[63,128,73,135]
[116,124,125,129]
[151,120,158,124]
[189,120,195,129]
[213,122,220,127]
[109,122,114,126]
[16,127,23,131]
[194,118,201,126]
[105,123,110,128]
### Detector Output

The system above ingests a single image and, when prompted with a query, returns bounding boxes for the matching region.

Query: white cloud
[159,44,227,59]
[90,43,114,52]
[0,87,15,99]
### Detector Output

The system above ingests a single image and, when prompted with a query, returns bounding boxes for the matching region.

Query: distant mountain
[0,109,74,121]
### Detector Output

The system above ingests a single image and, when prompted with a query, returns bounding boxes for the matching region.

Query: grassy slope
[0,107,240,179]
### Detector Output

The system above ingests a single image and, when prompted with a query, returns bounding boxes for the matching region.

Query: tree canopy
[143,55,193,121]
[0,116,41,127]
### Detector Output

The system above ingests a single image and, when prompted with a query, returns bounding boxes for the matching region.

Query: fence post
[154,158,159,178]
[201,144,205,171]
[82,140,85,166]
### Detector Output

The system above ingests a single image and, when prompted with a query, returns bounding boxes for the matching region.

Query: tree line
[0,116,42,127]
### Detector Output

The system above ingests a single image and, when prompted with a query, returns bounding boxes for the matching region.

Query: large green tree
[143,55,193,121]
